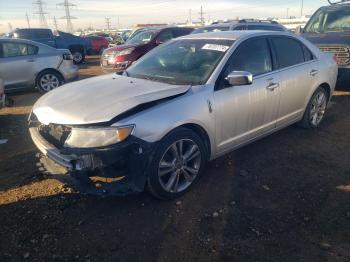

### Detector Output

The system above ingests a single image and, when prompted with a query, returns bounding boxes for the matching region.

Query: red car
[86,36,109,55]
[100,27,193,73]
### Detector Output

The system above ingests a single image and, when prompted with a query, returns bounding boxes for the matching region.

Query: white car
[29,31,338,199]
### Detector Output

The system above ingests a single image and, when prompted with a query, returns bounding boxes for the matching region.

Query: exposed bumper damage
[29,126,156,195]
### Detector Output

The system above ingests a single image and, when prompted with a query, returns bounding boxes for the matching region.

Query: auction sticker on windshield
[202,44,230,52]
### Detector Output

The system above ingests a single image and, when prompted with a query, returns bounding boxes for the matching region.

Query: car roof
[180,30,292,41]
[0,37,57,51]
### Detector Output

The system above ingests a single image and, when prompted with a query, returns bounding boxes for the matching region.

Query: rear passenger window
[172,29,192,38]
[234,25,246,30]
[1,42,38,58]
[302,45,314,61]
[272,37,304,68]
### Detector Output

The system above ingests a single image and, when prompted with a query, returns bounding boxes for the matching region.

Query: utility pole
[105,17,111,30]
[286,8,289,19]
[301,0,304,17]
[117,16,120,29]
[33,0,48,28]
[199,6,205,26]
[8,22,13,31]
[57,0,76,33]
[189,9,192,25]
[53,16,59,31]
[26,12,31,28]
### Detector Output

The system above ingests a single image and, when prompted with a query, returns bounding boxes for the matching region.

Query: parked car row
[29,30,338,199]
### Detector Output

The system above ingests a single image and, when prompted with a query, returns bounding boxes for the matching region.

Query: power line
[199,6,205,25]
[57,0,76,33]
[33,0,48,28]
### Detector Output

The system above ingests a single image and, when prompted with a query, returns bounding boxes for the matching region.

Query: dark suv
[7,28,89,64]
[300,0,350,83]
[191,19,288,34]
[101,27,193,73]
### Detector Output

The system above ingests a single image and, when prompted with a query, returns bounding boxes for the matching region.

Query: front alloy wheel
[158,139,201,193]
[147,128,206,199]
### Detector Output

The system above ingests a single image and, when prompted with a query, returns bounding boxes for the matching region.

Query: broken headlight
[64,125,134,148]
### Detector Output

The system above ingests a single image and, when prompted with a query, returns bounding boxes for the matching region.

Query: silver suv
[29,31,338,199]
[0,38,78,93]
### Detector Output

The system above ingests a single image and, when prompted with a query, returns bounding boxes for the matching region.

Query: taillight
[333,53,338,63]
[63,53,73,60]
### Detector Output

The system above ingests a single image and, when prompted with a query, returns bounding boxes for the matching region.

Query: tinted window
[1,42,38,58]
[248,25,284,31]
[216,38,272,89]
[192,26,230,34]
[172,28,193,38]
[157,30,173,43]
[228,38,272,76]
[272,37,304,68]
[302,45,314,61]
[17,30,33,39]
[234,25,246,30]
[33,30,51,39]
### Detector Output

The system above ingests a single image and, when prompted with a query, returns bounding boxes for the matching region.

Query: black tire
[36,70,63,93]
[147,127,207,200]
[299,86,329,129]
[71,48,85,64]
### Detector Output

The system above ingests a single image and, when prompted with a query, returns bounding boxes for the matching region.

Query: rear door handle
[310,69,319,76]
[266,83,279,91]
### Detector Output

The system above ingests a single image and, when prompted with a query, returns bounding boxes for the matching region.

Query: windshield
[305,7,350,33]
[126,30,157,45]
[126,39,234,85]
[192,26,230,34]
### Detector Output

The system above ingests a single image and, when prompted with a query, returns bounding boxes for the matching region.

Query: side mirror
[295,25,303,35]
[155,39,163,45]
[225,71,253,86]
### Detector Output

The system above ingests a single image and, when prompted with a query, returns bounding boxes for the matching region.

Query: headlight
[117,47,135,56]
[64,125,134,148]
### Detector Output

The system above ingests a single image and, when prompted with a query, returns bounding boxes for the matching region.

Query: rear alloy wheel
[300,86,328,128]
[37,71,62,92]
[147,128,206,199]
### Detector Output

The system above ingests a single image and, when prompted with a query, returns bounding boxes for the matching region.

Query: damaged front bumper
[29,127,155,195]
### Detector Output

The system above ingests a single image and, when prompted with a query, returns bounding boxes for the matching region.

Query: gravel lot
[0,56,350,262]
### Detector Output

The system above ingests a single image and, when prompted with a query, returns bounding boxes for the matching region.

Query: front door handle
[266,83,279,91]
[310,69,319,76]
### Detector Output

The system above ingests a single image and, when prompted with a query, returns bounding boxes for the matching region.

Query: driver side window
[157,30,173,43]
[216,38,272,90]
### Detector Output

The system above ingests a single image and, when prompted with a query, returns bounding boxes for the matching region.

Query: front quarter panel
[113,85,217,159]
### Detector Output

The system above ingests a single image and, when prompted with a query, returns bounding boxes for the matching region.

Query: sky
[0,0,330,33]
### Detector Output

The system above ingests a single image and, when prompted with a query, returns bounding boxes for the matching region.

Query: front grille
[318,45,350,66]
[39,124,71,148]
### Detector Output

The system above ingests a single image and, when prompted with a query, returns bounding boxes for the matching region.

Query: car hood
[302,31,350,45]
[107,43,143,51]
[33,74,190,125]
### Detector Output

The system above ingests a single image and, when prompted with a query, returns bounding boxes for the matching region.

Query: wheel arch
[175,123,212,160]
[319,82,331,101]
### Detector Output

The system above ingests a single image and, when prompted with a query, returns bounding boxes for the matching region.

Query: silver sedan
[30,31,338,199]
[0,38,78,93]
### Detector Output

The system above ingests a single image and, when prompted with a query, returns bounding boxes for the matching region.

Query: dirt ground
[0,56,350,262]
